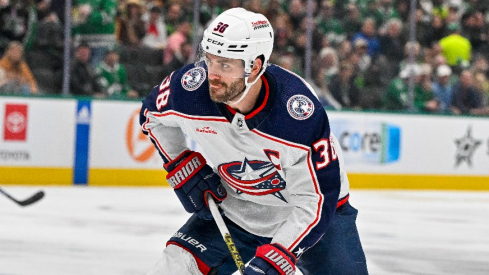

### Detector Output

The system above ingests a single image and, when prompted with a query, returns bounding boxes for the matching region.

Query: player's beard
[208,78,246,103]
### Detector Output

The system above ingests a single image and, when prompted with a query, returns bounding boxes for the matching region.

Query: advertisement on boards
[328,111,489,176]
[329,119,401,165]
[0,98,76,167]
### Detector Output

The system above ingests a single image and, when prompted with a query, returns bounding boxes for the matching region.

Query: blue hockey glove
[165,151,227,220]
[244,244,296,275]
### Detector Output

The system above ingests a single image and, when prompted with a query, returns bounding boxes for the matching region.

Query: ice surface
[1,187,488,275]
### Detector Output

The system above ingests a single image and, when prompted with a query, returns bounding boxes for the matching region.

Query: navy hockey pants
[167,201,368,275]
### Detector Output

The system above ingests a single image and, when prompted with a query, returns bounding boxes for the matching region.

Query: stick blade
[18,191,45,206]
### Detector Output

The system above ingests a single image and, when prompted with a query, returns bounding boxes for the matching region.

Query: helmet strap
[226,69,265,106]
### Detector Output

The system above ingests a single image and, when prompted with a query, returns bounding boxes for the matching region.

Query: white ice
[1,187,488,275]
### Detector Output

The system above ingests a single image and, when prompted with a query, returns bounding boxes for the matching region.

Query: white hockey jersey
[140,63,350,256]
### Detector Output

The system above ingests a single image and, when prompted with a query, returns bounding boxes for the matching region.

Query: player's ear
[251,57,263,77]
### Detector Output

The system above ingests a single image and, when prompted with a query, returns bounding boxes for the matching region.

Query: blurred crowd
[1,0,489,115]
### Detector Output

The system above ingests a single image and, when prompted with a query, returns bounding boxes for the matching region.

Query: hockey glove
[244,244,296,275]
[165,151,227,220]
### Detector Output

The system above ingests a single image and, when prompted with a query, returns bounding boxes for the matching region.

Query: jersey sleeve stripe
[142,109,171,161]
[250,129,309,151]
[288,151,323,251]
[251,129,324,251]
[153,110,228,122]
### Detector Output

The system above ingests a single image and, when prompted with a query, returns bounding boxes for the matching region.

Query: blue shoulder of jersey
[258,65,330,146]
[142,63,222,117]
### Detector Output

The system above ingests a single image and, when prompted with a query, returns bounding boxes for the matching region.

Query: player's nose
[207,71,221,80]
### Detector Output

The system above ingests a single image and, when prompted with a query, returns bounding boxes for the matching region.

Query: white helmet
[201,8,274,79]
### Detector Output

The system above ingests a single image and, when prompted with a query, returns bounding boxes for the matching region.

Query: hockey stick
[206,193,245,274]
[0,187,45,207]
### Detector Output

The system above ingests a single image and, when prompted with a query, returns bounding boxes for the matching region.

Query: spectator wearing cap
[0,41,38,94]
[352,38,371,73]
[382,64,420,110]
[414,63,438,112]
[352,18,381,57]
[432,64,456,113]
[450,69,483,115]
[142,6,167,49]
[439,22,471,67]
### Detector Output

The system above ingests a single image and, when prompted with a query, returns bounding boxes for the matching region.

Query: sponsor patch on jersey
[287,95,314,120]
[181,67,206,91]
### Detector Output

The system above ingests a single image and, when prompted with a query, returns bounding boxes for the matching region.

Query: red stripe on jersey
[288,151,323,250]
[250,129,309,151]
[250,129,324,251]
[142,109,171,160]
[246,76,270,119]
[337,194,349,208]
[225,75,270,119]
[166,241,211,275]
[153,110,228,122]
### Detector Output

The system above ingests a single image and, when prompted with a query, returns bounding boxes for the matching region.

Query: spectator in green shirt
[95,50,139,99]
[72,0,117,66]
[382,64,419,111]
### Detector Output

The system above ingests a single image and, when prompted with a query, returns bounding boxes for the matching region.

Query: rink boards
[1,96,488,190]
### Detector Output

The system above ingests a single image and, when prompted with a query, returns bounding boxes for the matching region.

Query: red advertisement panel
[4,104,28,141]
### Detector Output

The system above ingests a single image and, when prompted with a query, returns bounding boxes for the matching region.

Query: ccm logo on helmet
[207,38,224,46]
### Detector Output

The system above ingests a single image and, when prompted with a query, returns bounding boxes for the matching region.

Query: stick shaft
[207,194,245,274]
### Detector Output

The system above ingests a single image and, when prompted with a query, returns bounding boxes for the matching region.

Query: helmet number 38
[213,22,229,33]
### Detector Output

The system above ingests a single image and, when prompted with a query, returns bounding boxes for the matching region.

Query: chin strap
[226,72,264,106]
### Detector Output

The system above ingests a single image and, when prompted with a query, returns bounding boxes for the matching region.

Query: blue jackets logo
[287,95,314,120]
[218,158,287,202]
[181,67,206,91]
[330,120,401,164]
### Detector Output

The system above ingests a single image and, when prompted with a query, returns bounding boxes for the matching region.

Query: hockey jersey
[140,63,350,257]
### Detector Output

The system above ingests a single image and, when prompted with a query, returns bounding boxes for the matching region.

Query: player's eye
[220,63,230,70]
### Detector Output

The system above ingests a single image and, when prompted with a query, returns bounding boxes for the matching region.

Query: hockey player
[140,7,368,275]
